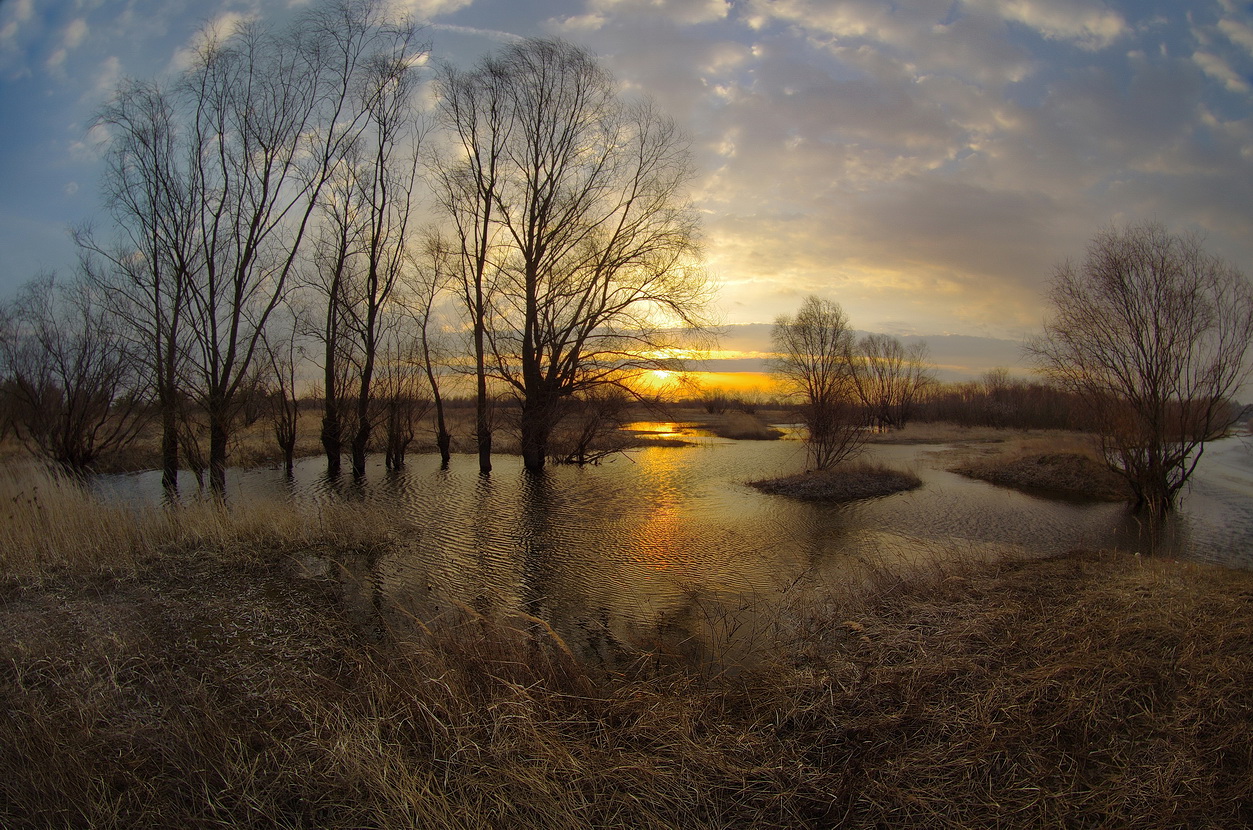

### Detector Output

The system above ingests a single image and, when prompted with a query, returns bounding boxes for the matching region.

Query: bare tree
[308,167,358,477]
[402,233,457,466]
[772,296,863,470]
[439,39,709,472]
[260,308,303,477]
[432,55,511,474]
[179,12,352,492]
[847,334,934,431]
[548,387,634,465]
[346,42,425,478]
[285,9,425,480]
[0,274,148,474]
[79,78,197,494]
[1028,221,1253,514]
[376,323,431,470]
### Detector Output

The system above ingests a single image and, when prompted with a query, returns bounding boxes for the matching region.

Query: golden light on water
[623,446,694,573]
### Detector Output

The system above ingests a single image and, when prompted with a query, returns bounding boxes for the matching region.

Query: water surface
[94,430,1253,665]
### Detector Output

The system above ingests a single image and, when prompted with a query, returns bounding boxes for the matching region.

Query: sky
[1,0,1251,378]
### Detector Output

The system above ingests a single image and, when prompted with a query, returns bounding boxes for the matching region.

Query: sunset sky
[2,0,1251,377]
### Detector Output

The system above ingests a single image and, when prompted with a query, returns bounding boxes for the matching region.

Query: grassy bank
[2,471,1251,827]
[941,430,1130,501]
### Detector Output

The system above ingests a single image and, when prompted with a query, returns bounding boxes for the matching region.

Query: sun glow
[632,368,780,398]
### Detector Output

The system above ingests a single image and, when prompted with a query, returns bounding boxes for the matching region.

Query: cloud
[743,0,1035,88]
[1193,49,1251,93]
[580,0,730,26]
[168,10,259,72]
[0,0,33,47]
[707,324,1028,380]
[68,122,111,164]
[41,16,90,73]
[91,55,122,97]
[968,0,1127,50]
[1218,16,1253,55]
[1,0,1249,345]
[389,0,475,19]
[426,22,525,43]
[62,18,88,50]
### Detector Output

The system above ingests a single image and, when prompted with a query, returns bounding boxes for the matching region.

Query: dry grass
[944,431,1130,501]
[2,470,1252,828]
[864,421,1017,445]
[750,461,923,502]
[0,464,400,579]
[768,549,1253,827]
[679,410,786,440]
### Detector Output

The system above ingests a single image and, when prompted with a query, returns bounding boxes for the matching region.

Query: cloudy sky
[2,0,1251,372]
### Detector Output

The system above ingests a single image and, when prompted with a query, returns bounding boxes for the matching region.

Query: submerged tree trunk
[321,408,342,477]
[436,428,452,468]
[475,349,492,474]
[321,296,344,477]
[519,389,555,473]
[351,346,376,478]
[208,407,229,496]
[160,398,179,496]
[426,356,452,468]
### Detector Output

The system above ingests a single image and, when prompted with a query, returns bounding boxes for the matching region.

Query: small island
[952,451,1131,501]
[750,462,922,502]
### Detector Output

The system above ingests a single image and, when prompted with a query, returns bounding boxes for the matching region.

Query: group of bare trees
[771,296,934,470]
[773,221,1253,516]
[915,370,1083,430]
[435,39,707,473]
[0,275,147,472]
[0,1,708,490]
[63,0,428,492]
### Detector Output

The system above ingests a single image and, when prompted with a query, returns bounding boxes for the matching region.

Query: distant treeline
[686,368,1244,434]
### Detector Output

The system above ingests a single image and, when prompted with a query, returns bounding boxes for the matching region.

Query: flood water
[94,427,1253,665]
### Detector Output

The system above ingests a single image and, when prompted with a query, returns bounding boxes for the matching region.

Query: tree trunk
[321,409,341,477]
[322,324,342,476]
[351,422,370,478]
[437,430,451,468]
[209,407,229,496]
[475,369,492,474]
[351,395,371,478]
[427,363,451,468]
[519,396,550,473]
[432,394,451,468]
[160,401,179,496]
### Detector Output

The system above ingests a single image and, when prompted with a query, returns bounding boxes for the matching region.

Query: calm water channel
[94,427,1253,665]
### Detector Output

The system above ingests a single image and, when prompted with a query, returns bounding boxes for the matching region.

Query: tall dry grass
[0,463,397,578]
